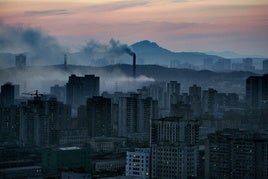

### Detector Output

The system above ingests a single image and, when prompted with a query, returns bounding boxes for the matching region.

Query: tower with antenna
[64,53,67,71]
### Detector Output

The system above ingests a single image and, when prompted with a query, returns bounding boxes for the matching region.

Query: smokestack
[64,54,67,71]
[133,53,136,78]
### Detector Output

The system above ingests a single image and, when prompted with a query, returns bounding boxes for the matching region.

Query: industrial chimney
[132,53,136,78]
[64,54,67,71]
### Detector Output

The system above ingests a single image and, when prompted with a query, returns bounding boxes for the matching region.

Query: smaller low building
[42,146,92,174]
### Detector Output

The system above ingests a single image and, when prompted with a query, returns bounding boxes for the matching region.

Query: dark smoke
[82,38,135,65]
[0,23,135,66]
[0,23,64,65]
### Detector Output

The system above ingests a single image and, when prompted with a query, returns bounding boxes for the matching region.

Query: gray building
[189,84,202,117]
[167,81,181,111]
[50,84,66,103]
[66,74,99,111]
[150,117,199,179]
[202,88,218,114]
[263,59,268,72]
[87,96,111,137]
[205,129,268,179]
[246,74,268,108]
[117,94,158,140]
[15,54,26,69]
[0,83,15,107]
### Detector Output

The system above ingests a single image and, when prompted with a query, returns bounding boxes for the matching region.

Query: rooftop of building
[58,146,80,151]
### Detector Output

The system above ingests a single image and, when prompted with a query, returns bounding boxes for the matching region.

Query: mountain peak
[131,40,160,49]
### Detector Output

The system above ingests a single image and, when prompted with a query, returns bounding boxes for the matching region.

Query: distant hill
[206,50,266,59]
[130,40,223,66]
[0,40,265,69]
[0,64,257,94]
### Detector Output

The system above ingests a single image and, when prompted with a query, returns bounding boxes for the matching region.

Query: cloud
[25,9,70,16]
[85,0,150,12]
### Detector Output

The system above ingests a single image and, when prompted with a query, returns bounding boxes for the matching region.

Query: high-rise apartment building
[15,54,26,69]
[66,74,99,110]
[263,59,268,72]
[246,74,268,108]
[202,88,218,113]
[86,96,111,137]
[189,84,202,117]
[167,81,180,111]
[205,129,268,179]
[117,94,158,140]
[150,117,199,179]
[0,83,15,107]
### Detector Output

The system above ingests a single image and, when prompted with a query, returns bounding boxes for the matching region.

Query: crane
[22,90,44,100]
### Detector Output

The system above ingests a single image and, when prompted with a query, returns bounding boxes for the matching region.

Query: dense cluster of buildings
[170,57,268,73]
[1,55,268,178]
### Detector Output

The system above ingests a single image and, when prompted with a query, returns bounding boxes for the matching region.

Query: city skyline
[1,0,268,56]
[1,1,268,178]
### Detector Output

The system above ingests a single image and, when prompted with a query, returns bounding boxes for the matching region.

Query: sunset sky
[1,0,268,56]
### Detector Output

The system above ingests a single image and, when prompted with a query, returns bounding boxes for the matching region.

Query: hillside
[0,64,256,94]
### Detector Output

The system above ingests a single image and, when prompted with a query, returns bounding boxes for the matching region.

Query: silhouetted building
[205,129,268,179]
[117,94,158,141]
[15,54,26,69]
[66,74,100,111]
[170,102,192,120]
[202,88,218,114]
[59,128,89,146]
[0,105,21,143]
[246,74,268,108]
[189,84,202,117]
[0,83,15,107]
[242,58,255,71]
[137,82,167,116]
[50,84,66,103]
[213,59,231,71]
[203,58,213,70]
[263,59,268,72]
[42,147,92,174]
[150,117,199,178]
[167,81,180,111]
[14,84,20,99]
[226,93,239,107]
[20,96,71,147]
[87,96,111,137]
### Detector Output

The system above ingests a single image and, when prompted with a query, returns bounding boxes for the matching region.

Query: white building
[125,148,150,179]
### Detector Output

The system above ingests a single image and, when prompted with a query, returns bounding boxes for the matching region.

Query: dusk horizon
[1,1,268,179]
[1,0,268,57]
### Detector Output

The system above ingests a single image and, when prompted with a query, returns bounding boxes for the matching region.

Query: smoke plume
[0,23,64,65]
[82,38,134,65]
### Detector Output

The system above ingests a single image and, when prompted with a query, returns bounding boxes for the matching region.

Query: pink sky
[1,0,268,56]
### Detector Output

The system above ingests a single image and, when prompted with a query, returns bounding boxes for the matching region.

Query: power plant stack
[64,54,67,71]
[132,53,136,78]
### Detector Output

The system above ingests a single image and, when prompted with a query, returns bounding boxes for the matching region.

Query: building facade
[66,74,99,110]
[150,117,199,179]
[125,148,150,179]
[205,129,268,178]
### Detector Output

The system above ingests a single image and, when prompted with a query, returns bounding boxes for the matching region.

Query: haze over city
[1,1,268,179]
